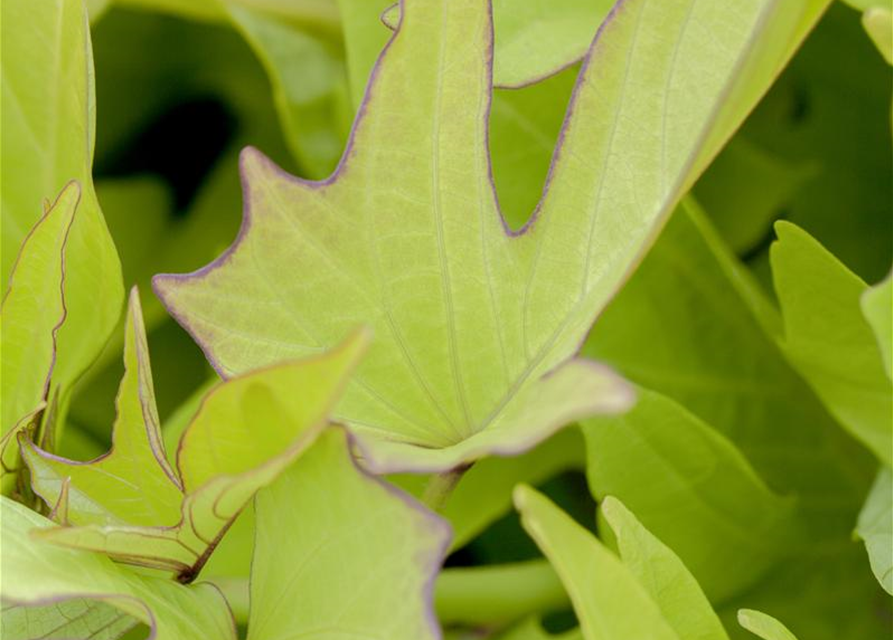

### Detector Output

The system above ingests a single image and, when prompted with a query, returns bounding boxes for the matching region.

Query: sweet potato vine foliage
[1,0,891,638]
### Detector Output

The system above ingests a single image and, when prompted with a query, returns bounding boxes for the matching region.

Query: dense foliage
[1,0,891,639]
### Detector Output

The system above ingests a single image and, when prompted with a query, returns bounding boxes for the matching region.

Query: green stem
[434,559,569,627]
[422,464,470,511]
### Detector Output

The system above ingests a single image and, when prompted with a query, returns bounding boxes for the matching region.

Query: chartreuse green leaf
[0,497,236,640]
[514,486,681,640]
[862,7,893,64]
[582,385,795,602]
[600,497,729,640]
[22,292,368,579]
[586,198,885,627]
[248,427,450,640]
[440,427,584,549]
[862,272,892,379]
[0,0,94,286]
[22,289,183,529]
[1,184,78,490]
[223,2,350,178]
[1,0,124,456]
[771,221,892,465]
[113,0,341,29]
[737,610,799,640]
[380,0,613,88]
[855,467,893,594]
[156,0,800,473]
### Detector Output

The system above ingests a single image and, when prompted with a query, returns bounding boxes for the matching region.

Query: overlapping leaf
[0,497,236,640]
[248,428,450,640]
[770,221,892,465]
[582,384,795,602]
[1,0,124,496]
[155,0,813,473]
[1,185,78,490]
[22,288,368,579]
[514,488,693,640]
[855,467,893,594]
[583,199,887,628]
[380,0,613,88]
[515,488,803,640]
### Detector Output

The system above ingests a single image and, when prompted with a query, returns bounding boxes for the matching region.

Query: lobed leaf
[155,0,806,473]
[22,288,368,579]
[248,428,450,640]
[0,496,236,640]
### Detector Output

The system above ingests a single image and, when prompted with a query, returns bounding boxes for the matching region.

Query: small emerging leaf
[737,610,800,640]
[23,289,368,579]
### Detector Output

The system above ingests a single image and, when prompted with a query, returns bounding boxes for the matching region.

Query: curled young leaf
[514,486,682,640]
[1,184,80,492]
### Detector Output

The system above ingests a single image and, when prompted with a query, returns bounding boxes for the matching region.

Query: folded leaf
[156,0,796,473]
[582,385,795,602]
[600,497,729,640]
[23,289,368,579]
[248,428,450,640]
[737,610,800,640]
[771,221,892,465]
[1,184,79,490]
[0,496,236,640]
[514,486,682,640]
[855,466,893,594]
